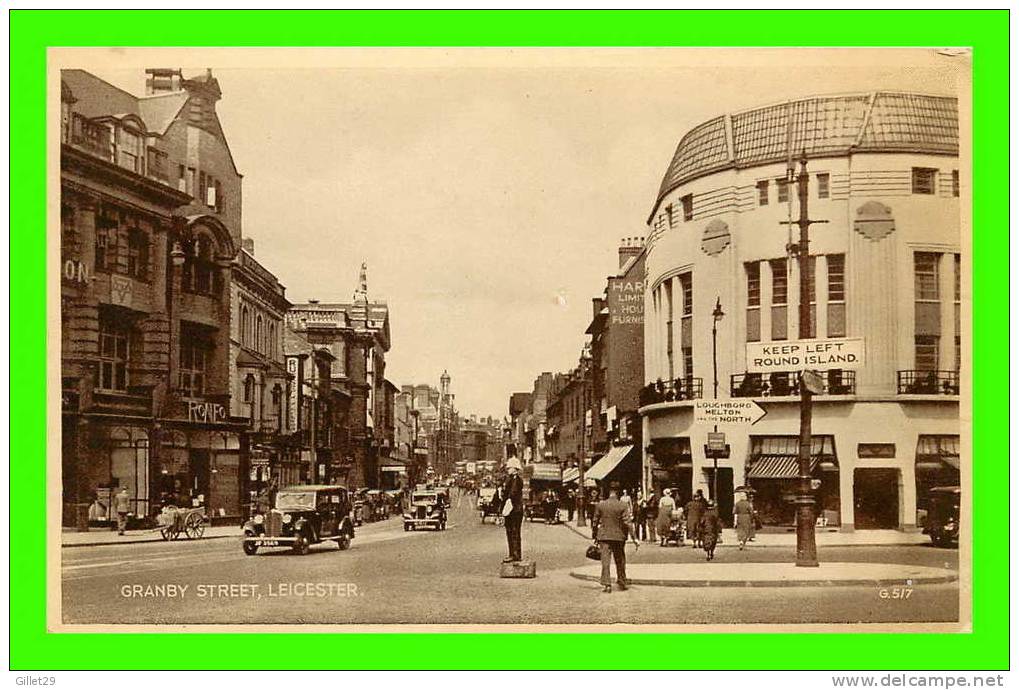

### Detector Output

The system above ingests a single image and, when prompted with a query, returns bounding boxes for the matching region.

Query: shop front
[647,437,692,505]
[745,435,840,528]
[914,434,960,526]
[156,426,243,519]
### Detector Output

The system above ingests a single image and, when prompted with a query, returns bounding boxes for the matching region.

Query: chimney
[618,236,644,270]
[145,68,183,95]
[241,238,255,256]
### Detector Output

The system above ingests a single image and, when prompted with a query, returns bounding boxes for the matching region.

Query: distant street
[62,491,959,626]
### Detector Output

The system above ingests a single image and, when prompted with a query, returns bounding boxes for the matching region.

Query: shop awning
[746,454,821,480]
[562,467,579,484]
[525,463,562,482]
[585,444,635,482]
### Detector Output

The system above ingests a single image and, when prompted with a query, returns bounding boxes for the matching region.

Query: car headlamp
[282,514,292,524]
[254,514,264,525]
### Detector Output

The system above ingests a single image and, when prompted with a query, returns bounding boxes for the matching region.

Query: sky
[83,47,965,420]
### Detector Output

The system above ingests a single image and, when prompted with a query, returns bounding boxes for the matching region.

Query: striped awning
[586,444,636,482]
[745,454,838,480]
[562,467,579,484]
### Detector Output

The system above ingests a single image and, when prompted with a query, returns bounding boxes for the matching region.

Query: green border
[11,9,1008,670]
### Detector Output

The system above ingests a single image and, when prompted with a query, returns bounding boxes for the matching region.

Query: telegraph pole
[783,153,827,567]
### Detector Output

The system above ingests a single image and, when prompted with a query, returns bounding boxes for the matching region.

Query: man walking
[114,486,131,535]
[591,481,637,593]
[501,457,524,562]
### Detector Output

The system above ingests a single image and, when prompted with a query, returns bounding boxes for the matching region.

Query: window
[756,180,769,206]
[116,128,141,173]
[770,259,787,305]
[746,262,761,342]
[776,178,789,203]
[255,315,263,354]
[206,178,217,208]
[953,254,960,303]
[186,168,196,197]
[214,180,224,214]
[665,204,674,228]
[177,165,187,193]
[665,283,674,380]
[951,170,959,197]
[680,273,693,316]
[770,259,788,341]
[914,252,940,301]
[147,147,168,181]
[241,305,250,347]
[269,322,277,359]
[182,234,220,296]
[179,336,210,397]
[98,319,130,391]
[126,228,149,280]
[912,167,937,195]
[817,173,830,199]
[243,374,255,403]
[682,346,694,380]
[915,335,939,371]
[804,256,817,338]
[681,194,693,222]
[827,254,846,337]
[746,262,761,307]
[95,210,118,272]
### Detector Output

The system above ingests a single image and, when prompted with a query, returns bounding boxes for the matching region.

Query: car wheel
[293,534,310,555]
[337,534,352,550]
[440,520,447,531]
[404,523,410,531]
[242,533,259,556]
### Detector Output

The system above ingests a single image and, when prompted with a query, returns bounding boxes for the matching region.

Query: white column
[900,463,917,530]
[938,253,955,371]
[839,458,855,532]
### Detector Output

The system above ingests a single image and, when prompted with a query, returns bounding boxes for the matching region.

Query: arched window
[243,374,255,403]
[241,305,250,347]
[182,232,220,296]
[255,315,263,354]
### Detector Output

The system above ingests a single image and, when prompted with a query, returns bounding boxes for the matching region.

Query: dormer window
[116,127,142,173]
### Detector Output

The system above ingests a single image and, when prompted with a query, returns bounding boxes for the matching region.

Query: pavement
[569,561,957,587]
[561,520,930,547]
[62,524,243,547]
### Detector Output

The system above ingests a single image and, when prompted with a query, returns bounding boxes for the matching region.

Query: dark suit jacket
[592,496,633,542]
[503,474,524,515]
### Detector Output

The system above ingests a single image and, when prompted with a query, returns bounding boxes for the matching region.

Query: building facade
[640,92,961,530]
[60,68,247,527]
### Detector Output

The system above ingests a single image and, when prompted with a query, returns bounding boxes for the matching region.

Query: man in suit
[502,457,525,562]
[592,481,637,593]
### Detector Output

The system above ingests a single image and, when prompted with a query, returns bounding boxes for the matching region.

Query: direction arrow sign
[694,399,767,426]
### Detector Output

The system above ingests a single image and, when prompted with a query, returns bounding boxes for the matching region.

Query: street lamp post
[782,153,827,568]
[710,297,724,503]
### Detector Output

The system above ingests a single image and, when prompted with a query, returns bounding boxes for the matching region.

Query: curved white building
[640,92,961,531]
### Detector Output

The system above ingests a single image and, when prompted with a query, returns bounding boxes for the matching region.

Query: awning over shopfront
[525,463,562,482]
[746,436,837,479]
[562,467,579,484]
[585,444,635,482]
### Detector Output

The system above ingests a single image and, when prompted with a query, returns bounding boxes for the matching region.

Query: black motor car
[923,485,960,547]
[403,489,447,531]
[242,485,355,555]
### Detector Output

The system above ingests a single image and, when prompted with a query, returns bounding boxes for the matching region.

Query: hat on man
[608,481,621,492]
[505,457,522,471]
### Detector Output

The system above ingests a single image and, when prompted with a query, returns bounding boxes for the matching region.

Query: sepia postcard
[48,46,972,632]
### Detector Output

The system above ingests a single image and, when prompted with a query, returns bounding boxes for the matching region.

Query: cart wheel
[185,513,205,539]
[160,527,173,541]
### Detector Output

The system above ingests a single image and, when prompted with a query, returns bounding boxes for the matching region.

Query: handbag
[501,500,513,517]
[585,544,601,561]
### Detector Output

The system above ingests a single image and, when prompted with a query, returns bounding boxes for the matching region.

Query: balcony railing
[731,370,856,398]
[897,370,959,395]
[70,113,113,162]
[639,377,704,406]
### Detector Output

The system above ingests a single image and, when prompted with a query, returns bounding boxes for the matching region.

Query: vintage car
[923,486,960,547]
[242,485,355,555]
[403,489,447,531]
[477,487,501,523]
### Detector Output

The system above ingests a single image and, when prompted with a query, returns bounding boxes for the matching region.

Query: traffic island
[500,560,537,578]
[569,562,956,587]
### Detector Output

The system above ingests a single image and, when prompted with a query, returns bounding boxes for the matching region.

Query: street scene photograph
[51,46,968,630]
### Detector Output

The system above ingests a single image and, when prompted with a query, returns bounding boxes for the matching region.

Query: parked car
[242,485,355,556]
[404,489,447,531]
[477,487,500,523]
[923,486,960,547]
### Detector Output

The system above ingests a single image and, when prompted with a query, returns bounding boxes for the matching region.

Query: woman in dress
[734,491,754,550]
[656,489,675,546]
[700,500,723,561]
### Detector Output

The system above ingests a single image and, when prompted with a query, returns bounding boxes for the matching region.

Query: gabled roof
[138,91,189,135]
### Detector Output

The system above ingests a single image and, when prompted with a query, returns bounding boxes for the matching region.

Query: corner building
[641,92,961,531]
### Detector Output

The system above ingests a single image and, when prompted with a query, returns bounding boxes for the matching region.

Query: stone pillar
[900,463,918,530]
[938,253,956,372]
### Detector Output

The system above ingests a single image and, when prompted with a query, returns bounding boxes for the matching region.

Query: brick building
[60,68,247,527]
